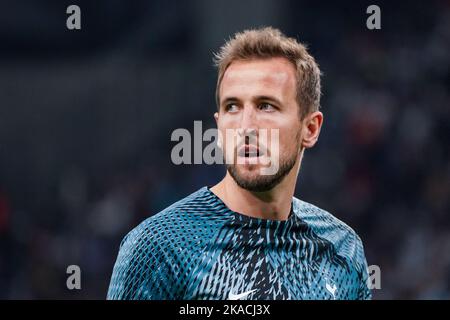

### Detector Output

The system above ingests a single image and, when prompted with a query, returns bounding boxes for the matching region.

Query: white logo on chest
[325,282,337,299]
[228,289,257,300]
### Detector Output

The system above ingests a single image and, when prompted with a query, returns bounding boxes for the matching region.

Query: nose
[238,105,257,138]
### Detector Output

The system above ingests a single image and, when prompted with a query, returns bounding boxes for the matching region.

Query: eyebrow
[221,95,282,106]
[255,95,282,106]
[221,97,239,105]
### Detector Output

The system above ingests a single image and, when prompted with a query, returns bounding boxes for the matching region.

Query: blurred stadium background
[0,0,449,299]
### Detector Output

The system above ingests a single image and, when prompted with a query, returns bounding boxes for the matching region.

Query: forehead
[220,57,297,101]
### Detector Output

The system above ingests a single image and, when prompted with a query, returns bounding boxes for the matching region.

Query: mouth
[238,145,264,158]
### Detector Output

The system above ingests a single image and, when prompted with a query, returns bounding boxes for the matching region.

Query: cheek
[217,126,238,154]
[278,124,302,150]
[219,112,239,126]
[217,118,232,142]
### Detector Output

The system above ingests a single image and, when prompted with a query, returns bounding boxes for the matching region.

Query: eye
[258,102,276,111]
[224,103,239,113]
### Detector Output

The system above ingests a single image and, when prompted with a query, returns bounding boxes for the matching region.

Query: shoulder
[120,186,229,255]
[292,197,367,266]
[293,198,372,299]
[108,187,229,299]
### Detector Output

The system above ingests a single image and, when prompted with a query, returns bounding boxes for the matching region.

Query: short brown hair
[214,27,322,119]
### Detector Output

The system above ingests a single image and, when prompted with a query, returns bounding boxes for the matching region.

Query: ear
[214,112,219,124]
[301,111,323,149]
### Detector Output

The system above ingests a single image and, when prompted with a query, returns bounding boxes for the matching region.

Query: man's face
[215,57,303,192]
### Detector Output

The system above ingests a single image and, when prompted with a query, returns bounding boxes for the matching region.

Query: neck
[210,157,302,221]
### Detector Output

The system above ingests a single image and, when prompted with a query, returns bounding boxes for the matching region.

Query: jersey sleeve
[107,224,176,300]
[355,236,372,300]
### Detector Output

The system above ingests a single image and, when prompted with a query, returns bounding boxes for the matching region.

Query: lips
[238,145,263,158]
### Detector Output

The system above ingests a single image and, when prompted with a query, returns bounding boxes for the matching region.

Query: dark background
[0,0,449,299]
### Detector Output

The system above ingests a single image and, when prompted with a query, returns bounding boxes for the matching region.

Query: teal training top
[107,186,371,300]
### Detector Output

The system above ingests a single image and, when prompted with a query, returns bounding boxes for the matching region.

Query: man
[107,27,371,300]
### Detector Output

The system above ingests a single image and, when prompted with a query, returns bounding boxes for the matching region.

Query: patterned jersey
[107,186,371,300]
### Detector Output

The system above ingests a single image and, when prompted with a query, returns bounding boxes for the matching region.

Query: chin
[235,164,264,176]
[232,166,274,185]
